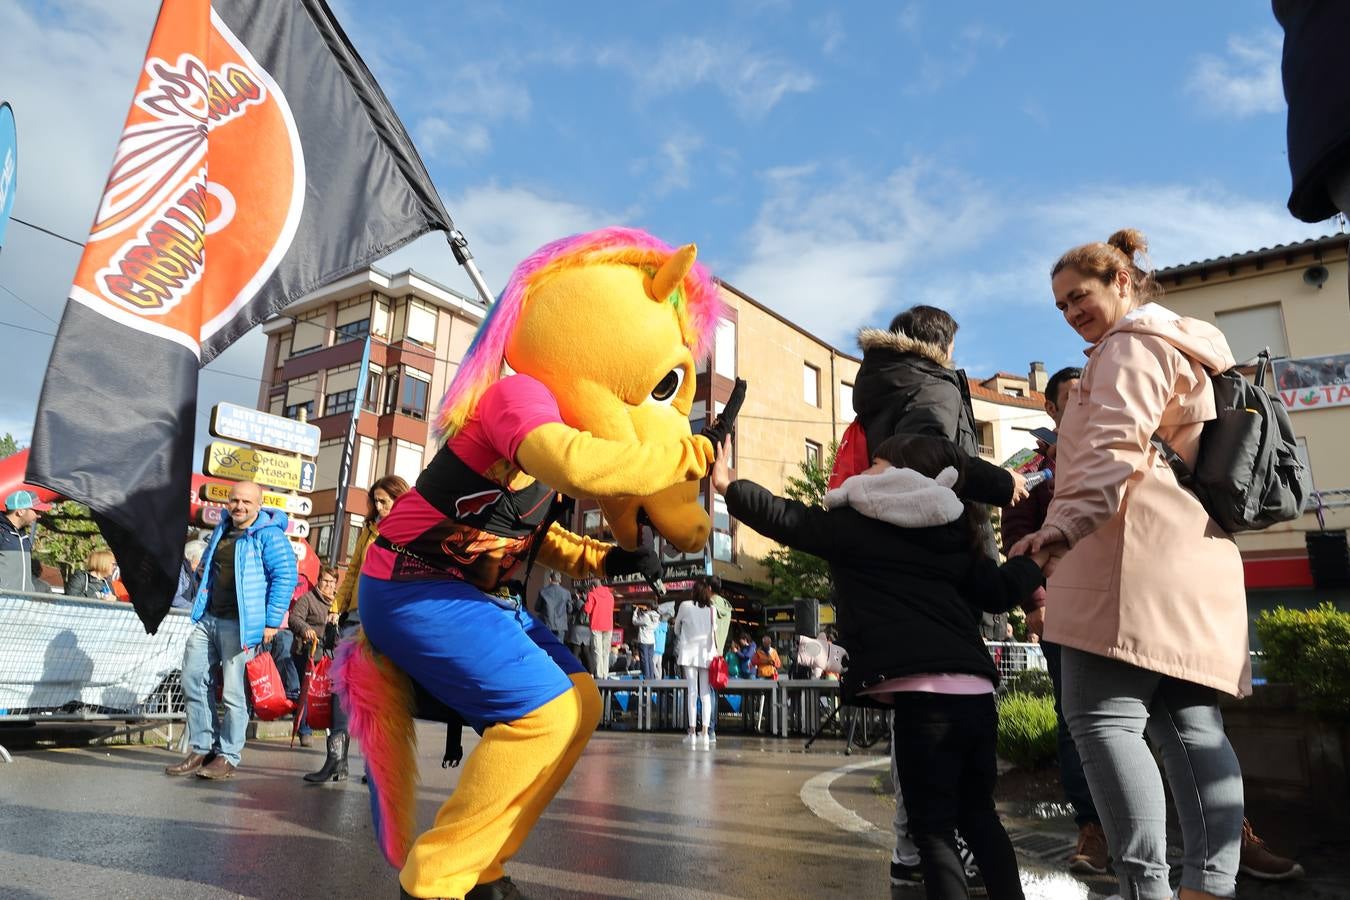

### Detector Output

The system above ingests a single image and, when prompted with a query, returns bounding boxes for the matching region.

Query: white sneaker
[699,732,711,750]
[708,731,717,744]
[683,732,697,746]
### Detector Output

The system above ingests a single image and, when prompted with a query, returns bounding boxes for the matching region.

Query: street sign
[200,482,312,515]
[199,505,309,538]
[209,402,321,457]
[203,441,317,493]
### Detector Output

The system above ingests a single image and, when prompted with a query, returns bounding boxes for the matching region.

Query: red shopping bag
[246,651,295,721]
[304,656,333,731]
[708,655,730,691]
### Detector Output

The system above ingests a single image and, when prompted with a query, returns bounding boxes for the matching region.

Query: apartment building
[256,267,487,565]
[1156,234,1350,592]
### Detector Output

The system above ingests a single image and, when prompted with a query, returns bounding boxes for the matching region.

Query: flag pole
[329,333,373,567]
[448,229,494,306]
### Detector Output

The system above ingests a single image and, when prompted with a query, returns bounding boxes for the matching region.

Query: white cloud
[600,38,815,119]
[723,160,1326,353]
[725,160,998,348]
[414,117,491,164]
[907,22,1008,95]
[631,134,705,197]
[811,12,846,56]
[377,183,616,296]
[1186,32,1284,118]
[898,2,922,38]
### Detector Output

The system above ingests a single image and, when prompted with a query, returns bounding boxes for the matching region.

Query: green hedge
[1254,602,1350,717]
[997,692,1058,769]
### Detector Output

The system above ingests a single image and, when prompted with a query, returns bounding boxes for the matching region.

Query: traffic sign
[203,441,317,493]
[199,505,309,538]
[210,402,321,457]
[200,482,312,516]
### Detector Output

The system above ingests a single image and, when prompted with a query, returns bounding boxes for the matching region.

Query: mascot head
[437,227,724,551]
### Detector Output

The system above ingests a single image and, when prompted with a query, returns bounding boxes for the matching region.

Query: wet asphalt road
[0,725,1113,900]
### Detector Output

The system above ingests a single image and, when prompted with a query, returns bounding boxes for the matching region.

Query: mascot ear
[649,243,698,303]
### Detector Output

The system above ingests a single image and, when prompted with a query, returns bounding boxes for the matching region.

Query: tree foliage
[34,501,108,582]
[0,432,18,460]
[754,443,837,604]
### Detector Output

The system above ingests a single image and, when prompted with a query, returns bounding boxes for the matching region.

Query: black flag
[27,0,456,632]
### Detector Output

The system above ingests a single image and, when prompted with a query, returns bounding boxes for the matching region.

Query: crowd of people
[4,226,1310,899]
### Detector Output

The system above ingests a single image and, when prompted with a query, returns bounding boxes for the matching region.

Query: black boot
[304,731,348,783]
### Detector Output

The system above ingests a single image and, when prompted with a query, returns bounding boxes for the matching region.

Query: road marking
[798,756,891,846]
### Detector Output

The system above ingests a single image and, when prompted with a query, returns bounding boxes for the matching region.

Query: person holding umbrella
[289,566,338,749]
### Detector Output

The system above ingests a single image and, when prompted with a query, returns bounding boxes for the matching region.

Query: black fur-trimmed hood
[856,327,952,368]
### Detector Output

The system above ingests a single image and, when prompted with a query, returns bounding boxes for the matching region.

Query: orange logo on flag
[70,3,304,354]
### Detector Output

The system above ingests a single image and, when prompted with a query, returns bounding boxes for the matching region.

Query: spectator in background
[709,576,733,654]
[65,549,117,600]
[288,565,337,749]
[167,481,296,780]
[653,605,671,677]
[585,579,616,680]
[734,633,755,680]
[565,585,592,671]
[752,636,782,681]
[534,570,570,643]
[173,539,207,609]
[632,601,662,679]
[674,582,719,749]
[310,474,410,785]
[0,490,50,593]
[999,365,1111,875]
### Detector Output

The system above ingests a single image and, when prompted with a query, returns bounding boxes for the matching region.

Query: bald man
[167,480,297,780]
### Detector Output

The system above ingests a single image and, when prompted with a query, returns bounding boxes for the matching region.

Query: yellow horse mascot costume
[335,227,732,900]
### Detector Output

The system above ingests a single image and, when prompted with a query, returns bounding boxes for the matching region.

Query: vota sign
[0,102,16,250]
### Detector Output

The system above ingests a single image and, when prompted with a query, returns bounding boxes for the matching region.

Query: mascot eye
[649,368,684,405]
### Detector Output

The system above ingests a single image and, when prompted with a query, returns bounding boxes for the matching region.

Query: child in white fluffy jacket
[712,432,1047,900]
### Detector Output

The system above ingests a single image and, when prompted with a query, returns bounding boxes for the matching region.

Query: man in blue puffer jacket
[166,481,297,780]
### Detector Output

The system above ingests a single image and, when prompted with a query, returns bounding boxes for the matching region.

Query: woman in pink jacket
[1012,229,1246,900]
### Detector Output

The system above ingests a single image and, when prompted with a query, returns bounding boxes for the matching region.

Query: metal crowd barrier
[0,590,195,761]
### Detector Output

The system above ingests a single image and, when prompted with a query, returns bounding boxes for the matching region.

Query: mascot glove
[603,545,663,582]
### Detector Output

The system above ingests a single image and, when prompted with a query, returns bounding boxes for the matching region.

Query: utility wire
[0,283,59,324]
[12,216,86,248]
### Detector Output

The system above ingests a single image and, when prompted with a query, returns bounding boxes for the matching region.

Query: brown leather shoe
[1067,821,1110,875]
[196,756,237,780]
[164,752,212,776]
[1240,818,1304,880]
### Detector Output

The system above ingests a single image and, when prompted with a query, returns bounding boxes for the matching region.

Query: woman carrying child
[712,433,1046,900]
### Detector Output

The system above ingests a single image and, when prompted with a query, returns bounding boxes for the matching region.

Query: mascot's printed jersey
[363,375,563,592]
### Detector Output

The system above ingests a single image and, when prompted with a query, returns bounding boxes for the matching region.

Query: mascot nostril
[333,227,731,900]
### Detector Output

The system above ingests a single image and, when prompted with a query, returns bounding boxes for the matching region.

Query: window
[315,439,343,491]
[803,363,821,406]
[839,382,855,423]
[805,439,822,470]
[406,301,437,344]
[311,515,334,558]
[292,311,327,354]
[372,297,391,337]
[714,318,736,378]
[284,401,313,420]
[355,437,376,490]
[324,389,356,416]
[1215,304,1290,362]
[712,495,733,562]
[268,395,284,416]
[363,369,384,413]
[398,369,431,419]
[393,439,424,485]
[345,514,366,560]
[335,318,370,341]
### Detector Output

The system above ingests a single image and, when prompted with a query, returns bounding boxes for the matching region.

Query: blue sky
[0,0,1335,447]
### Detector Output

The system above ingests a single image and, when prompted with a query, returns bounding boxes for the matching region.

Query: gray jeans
[1061,648,1243,900]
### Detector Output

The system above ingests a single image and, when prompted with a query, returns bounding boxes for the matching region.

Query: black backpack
[1152,350,1311,533]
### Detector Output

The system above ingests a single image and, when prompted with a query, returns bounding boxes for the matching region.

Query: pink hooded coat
[1042,303,1250,697]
